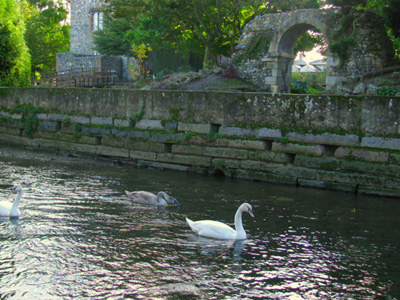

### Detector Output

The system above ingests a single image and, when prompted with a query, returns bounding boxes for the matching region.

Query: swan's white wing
[0,201,12,216]
[187,219,236,239]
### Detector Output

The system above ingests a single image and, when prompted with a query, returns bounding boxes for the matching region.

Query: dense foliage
[0,0,31,87]
[326,0,400,60]
[24,0,70,74]
[97,0,325,69]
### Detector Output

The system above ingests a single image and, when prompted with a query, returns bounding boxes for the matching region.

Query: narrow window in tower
[91,11,103,32]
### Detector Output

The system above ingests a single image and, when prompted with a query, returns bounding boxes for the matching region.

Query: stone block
[67,143,98,154]
[248,150,293,163]
[114,119,130,127]
[294,155,340,170]
[128,130,151,140]
[130,150,157,161]
[143,161,191,171]
[334,147,351,158]
[165,121,178,131]
[126,140,165,152]
[38,121,60,132]
[358,186,400,198]
[255,128,282,139]
[335,147,389,163]
[203,147,248,159]
[324,181,358,193]
[385,177,400,190]
[111,129,129,138]
[101,135,126,148]
[37,113,48,120]
[215,138,265,151]
[212,158,241,169]
[361,136,400,151]
[298,178,325,188]
[91,116,113,125]
[96,146,130,158]
[149,132,186,144]
[0,127,21,136]
[172,144,204,156]
[237,169,298,185]
[82,127,111,136]
[10,114,22,120]
[316,170,337,182]
[287,132,360,147]
[274,165,316,180]
[1,119,24,129]
[32,139,98,154]
[178,122,211,134]
[390,153,400,165]
[69,116,90,124]
[321,171,385,187]
[219,126,255,138]
[271,141,324,156]
[135,119,164,130]
[156,153,212,167]
[341,160,398,176]
[240,160,280,172]
[47,113,69,122]
[0,134,32,146]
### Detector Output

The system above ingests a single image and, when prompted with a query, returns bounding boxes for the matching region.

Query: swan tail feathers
[185,217,198,233]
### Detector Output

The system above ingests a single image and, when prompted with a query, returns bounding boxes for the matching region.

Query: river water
[0,147,399,300]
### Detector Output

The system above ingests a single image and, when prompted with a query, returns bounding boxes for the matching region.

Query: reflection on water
[0,148,399,299]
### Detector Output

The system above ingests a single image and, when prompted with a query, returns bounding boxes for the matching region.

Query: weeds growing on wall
[12,103,43,138]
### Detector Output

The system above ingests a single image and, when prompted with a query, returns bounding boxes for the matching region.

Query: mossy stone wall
[1,87,400,198]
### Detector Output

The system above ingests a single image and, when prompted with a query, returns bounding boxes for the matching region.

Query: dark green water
[0,149,399,299]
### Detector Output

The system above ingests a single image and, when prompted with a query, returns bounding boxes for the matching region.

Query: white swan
[0,185,23,217]
[186,203,254,240]
[125,190,180,206]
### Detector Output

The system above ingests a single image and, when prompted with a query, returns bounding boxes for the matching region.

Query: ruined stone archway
[233,8,394,93]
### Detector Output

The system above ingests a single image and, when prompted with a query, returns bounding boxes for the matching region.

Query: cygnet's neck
[156,192,166,205]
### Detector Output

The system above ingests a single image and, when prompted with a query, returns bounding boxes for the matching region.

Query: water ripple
[0,154,399,299]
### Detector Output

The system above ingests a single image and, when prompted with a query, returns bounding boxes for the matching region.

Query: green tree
[92,16,133,56]
[0,0,31,87]
[326,0,400,59]
[102,0,268,68]
[24,0,70,74]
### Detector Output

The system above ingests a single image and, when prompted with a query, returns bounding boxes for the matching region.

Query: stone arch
[234,9,342,93]
[267,15,335,93]
[234,8,395,93]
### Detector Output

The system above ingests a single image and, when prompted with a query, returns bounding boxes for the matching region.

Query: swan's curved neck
[156,192,165,204]
[11,190,22,214]
[234,207,246,238]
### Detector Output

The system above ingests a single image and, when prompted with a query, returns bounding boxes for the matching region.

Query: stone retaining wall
[1,87,400,198]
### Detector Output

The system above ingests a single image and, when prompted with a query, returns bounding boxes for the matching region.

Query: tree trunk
[202,43,214,69]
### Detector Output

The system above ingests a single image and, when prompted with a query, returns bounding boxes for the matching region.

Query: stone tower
[70,0,103,55]
[57,0,135,80]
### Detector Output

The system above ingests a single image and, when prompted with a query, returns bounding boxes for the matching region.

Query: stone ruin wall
[1,88,400,199]
[233,8,396,93]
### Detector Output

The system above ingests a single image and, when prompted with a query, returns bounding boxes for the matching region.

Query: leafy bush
[291,79,308,94]
[376,86,400,96]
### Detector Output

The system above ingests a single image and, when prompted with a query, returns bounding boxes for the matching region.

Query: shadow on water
[0,149,399,299]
